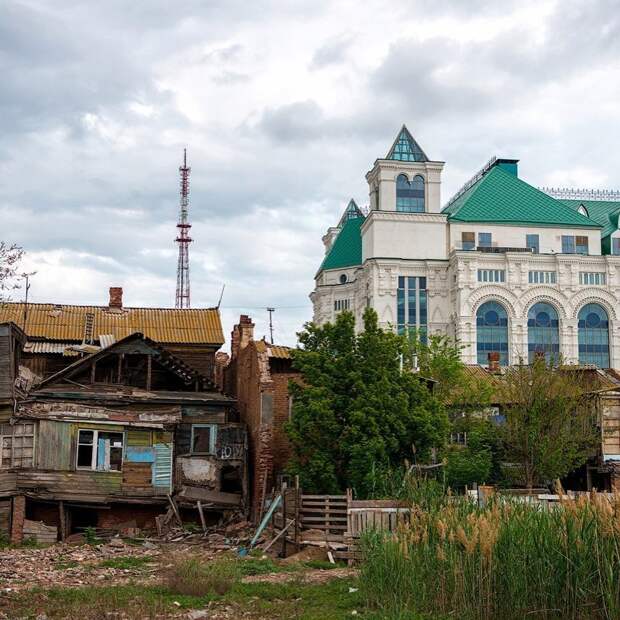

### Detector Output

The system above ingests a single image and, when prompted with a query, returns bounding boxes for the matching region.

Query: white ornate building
[311,126,620,368]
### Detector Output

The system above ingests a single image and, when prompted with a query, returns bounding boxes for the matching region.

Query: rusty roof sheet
[255,340,292,359]
[0,303,224,345]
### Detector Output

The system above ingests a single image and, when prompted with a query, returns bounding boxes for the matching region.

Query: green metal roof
[319,214,364,272]
[443,166,600,228]
[561,200,620,238]
[386,125,429,162]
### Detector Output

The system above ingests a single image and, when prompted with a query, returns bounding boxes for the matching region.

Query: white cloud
[2,0,620,350]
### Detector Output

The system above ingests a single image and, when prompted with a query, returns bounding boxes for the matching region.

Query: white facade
[311,130,620,368]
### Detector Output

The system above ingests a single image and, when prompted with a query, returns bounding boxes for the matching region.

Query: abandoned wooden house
[0,287,223,380]
[0,289,249,543]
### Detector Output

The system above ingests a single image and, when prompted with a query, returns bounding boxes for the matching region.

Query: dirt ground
[0,539,360,619]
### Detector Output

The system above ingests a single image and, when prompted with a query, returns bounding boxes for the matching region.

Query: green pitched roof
[386,125,429,162]
[561,200,620,238]
[443,166,601,228]
[319,214,364,272]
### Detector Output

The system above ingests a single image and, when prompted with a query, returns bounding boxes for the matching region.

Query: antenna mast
[175,148,192,308]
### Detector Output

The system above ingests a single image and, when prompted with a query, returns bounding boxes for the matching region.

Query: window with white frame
[477,269,505,283]
[613,238,620,255]
[191,424,217,454]
[334,299,350,312]
[528,271,557,284]
[76,429,123,471]
[0,423,35,469]
[579,272,607,285]
[450,431,467,445]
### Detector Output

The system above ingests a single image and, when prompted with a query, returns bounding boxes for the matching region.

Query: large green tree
[286,309,448,496]
[499,358,599,490]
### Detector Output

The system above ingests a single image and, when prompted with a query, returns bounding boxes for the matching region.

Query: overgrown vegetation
[361,489,620,619]
[286,309,448,496]
[5,556,361,619]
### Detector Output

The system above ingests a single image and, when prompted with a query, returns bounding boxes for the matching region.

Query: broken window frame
[190,424,217,455]
[0,423,35,469]
[76,428,124,472]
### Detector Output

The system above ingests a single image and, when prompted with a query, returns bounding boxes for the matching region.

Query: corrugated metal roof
[0,303,224,345]
[268,345,292,359]
[99,334,117,349]
[255,340,292,359]
[23,341,79,356]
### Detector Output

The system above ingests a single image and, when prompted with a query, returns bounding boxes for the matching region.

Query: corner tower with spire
[366,125,445,213]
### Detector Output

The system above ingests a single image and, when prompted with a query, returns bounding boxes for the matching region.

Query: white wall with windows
[449,223,602,255]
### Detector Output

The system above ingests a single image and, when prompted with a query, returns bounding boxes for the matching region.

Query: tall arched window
[578,303,610,367]
[476,301,509,366]
[527,302,560,363]
[396,174,425,212]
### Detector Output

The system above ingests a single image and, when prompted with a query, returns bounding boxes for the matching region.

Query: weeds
[98,556,153,570]
[165,555,239,596]
[360,490,620,619]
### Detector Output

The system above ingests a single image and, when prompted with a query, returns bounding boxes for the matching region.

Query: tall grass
[360,492,620,619]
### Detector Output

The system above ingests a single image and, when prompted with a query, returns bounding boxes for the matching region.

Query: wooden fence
[267,482,409,559]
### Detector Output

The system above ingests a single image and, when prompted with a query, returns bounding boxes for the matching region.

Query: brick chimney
[231,315,255,359]
[109,287,123,309]
[487,351,500,373]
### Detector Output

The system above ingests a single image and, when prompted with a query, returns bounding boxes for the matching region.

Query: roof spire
[386,125,429,162]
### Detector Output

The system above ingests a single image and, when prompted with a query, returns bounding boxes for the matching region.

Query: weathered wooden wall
[0,325,14,403]
[37,420,73,470]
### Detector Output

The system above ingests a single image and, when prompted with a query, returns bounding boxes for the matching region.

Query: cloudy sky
[1,0,619,348]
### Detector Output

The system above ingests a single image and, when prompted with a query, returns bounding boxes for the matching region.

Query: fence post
[281,481,287,557]
[294,475,300,552]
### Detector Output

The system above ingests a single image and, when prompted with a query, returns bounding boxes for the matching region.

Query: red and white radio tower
[175,149,192,308]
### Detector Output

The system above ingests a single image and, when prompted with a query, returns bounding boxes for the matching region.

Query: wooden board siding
[0,405,12,424]
[127,429,152,447]
[37,420,73,470]
[17,470,123,495]
[122,463,152,488]
[181,406,227,424]
[0,326,14,402]
[0,472,17,495]
[0,499,10,536]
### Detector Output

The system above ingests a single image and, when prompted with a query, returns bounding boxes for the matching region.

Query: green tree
[499,358,599,490]
[286,309,448,497]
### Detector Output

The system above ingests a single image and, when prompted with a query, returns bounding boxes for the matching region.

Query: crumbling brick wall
[10,495,25,544]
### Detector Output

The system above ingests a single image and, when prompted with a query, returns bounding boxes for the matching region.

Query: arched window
[476,301,509,366]
[339,274,347,284]
[396,174,425,213]
[527,302,560,364]
[578,303,610,367]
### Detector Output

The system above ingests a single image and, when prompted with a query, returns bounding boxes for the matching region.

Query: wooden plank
[197,501,207,533]
[301,495,347,500]
[178,486,242,506]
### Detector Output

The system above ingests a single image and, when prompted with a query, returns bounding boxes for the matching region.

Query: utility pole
[267,307,275,344]
[21,272,35,333]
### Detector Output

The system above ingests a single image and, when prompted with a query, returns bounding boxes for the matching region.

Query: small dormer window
[578,204,589,217]
[339,274,347,284]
